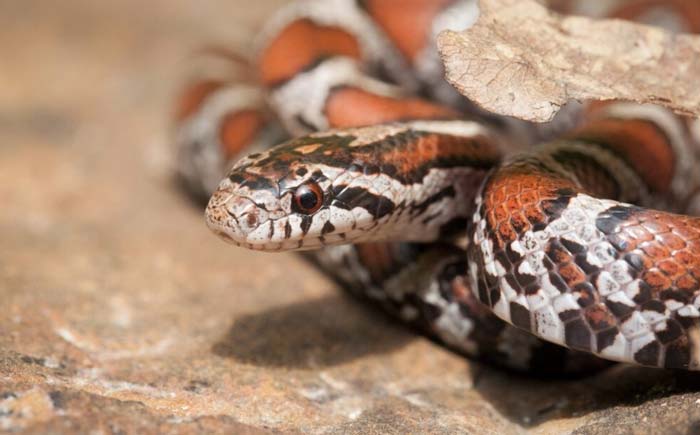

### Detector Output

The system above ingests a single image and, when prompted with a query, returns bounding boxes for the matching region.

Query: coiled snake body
[176,0,700,371]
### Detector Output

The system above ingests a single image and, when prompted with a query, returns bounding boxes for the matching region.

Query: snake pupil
[294,182,323,214]
[299,191,317,209]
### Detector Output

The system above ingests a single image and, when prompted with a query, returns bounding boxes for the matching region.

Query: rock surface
[1,1,700,434]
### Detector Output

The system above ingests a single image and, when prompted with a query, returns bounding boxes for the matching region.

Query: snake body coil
[176,0,700,371]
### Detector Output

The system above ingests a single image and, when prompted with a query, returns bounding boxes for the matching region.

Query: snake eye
[293,182,323,214]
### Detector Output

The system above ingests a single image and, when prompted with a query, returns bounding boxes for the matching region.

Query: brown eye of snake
[293,182,323,214]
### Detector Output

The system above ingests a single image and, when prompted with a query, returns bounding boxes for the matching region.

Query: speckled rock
[1,1,700,434]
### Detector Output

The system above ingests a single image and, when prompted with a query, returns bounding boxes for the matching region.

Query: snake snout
[205,184,270,246]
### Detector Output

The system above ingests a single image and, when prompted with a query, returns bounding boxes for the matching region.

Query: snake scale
[175,0,700,372]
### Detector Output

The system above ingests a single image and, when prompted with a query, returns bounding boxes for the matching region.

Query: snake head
[205,147,344,251]
[205,128,379,251]
[205,122,500,251]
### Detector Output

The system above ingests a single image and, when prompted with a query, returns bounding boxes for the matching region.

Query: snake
[175,0,700,372]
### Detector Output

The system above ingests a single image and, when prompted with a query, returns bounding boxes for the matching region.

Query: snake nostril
[246,213,258,228]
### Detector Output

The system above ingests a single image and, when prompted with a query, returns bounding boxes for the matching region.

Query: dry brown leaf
[438,0,700,122]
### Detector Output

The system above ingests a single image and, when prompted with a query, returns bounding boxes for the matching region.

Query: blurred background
[2,1,699,433]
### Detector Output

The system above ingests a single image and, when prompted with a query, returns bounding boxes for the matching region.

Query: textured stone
[1,1,700,434]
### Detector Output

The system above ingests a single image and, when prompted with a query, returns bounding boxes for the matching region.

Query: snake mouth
[205,199,241,243]
[205,181,266,245]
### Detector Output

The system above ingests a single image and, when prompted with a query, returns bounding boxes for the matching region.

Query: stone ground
[2,1,700,434]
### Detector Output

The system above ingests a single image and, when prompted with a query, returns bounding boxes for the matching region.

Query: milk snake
[174,0,700,372]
